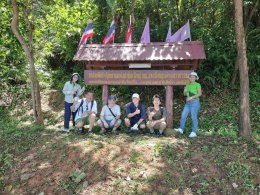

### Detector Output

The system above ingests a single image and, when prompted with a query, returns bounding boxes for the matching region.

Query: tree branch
[245,0,259,33]
[11,0,31,58]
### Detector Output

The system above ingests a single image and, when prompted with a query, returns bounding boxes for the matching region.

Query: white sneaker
[174,128,183,134]
[63,128,70,133]
[189,132,197,138]
[131,124,139,131]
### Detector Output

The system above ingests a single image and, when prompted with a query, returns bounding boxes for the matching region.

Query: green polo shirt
[185,82,201,99]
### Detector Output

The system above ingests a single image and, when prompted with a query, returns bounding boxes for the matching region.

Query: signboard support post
[102,85,109,105]
[166,85,173,128]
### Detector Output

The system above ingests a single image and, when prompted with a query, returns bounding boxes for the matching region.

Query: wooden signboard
[84,70,193,86]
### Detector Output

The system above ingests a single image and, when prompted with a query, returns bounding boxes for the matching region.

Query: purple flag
[166,22,172,42]
[140,18,150,43]
[170,21,191,42]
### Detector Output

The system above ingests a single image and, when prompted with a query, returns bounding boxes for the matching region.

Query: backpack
[149,107,164,117]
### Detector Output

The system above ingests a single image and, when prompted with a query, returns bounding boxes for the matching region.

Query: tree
[231,0,260,85]
[233,0,251,138]
[11,0,43,124]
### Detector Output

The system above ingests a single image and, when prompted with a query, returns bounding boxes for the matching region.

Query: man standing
[124,93,146,133]
[147,95,167,136]
[73,91,97,134]
[97,95,121,134]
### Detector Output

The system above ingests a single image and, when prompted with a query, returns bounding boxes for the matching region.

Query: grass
[0,89,259,194]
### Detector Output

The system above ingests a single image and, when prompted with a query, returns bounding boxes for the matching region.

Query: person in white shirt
[73,91,97,134]
[62,73,84,132]
[97,95,121,134]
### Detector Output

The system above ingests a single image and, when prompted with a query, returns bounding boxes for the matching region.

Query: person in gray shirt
[62,73,84,132]
[97,95,121,134]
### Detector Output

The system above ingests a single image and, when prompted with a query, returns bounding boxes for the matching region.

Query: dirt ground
[1,91,259,195]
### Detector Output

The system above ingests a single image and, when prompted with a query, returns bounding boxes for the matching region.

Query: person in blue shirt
[124,93,146,133]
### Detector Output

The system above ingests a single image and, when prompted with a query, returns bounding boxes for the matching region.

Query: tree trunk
[233,0,251,138]
[11,0,44,124]
[231,0,259,85]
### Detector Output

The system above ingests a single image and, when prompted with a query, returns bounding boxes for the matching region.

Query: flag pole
[188,19,192,41]
[113,16,115,44]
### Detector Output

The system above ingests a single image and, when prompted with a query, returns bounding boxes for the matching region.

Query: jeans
[64,101,76,129]
[180,100,200,133]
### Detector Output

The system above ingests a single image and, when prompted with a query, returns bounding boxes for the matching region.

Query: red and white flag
[126,15,133,43]
[103,19,116,44]
[80,20,94,44]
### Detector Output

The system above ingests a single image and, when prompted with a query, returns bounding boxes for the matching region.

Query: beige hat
[132,93,140,99]
[189,72,199,80]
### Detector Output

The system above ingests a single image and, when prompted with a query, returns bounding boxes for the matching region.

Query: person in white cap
[124,93,146,133]
[174,72,202,138]
[62,73,85,132]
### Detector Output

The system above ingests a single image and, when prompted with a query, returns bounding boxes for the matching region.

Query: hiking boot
[174,128,183,134]
[189,132,197,138]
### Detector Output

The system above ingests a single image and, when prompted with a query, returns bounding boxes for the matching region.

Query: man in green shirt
[175,72,202,138]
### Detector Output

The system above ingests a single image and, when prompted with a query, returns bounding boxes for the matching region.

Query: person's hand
[110,119,116,126]
[187,97,193,101]
[104,121,109,128]
[135,109,141,115]
[72,91,76,95]
[150,111,156,117]
[81,112,87,117]
[87,111,92,115]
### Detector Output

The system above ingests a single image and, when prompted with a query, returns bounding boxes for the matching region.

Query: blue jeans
[64,101,76,129]
[180,100,200,133]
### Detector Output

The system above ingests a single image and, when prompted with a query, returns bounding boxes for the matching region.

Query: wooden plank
[165,86,173,128]
[84,70,193,86]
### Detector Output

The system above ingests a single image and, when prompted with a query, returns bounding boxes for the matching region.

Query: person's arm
[100,106,108,124]
[147,107,155,121]
[62,82,74,95]
[115,105,121,120]
[136,104,146,125]
[183,87,187,96]
[156,108,166,123]
[76,85,85,97]
[191,87,202,99]
[126,104,137,118]
[87,101,97,115]
[73,100,81,111]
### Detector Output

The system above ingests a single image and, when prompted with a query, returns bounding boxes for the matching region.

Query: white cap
[132,93,140,99]
[189,72,199,80]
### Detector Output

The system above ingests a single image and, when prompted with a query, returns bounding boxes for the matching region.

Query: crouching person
[97,95,121,134]
[147,95,167,136]
[124,93,146,133]
[74,91,97,134]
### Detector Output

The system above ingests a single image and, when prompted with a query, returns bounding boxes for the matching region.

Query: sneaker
[100,128,106,134]
[78,128,86,134]
[63,128,70,133]
[88,130,93,134]
[189,132,197,138]
[174,128,183,134]
[112,129,117,134]
[157,133,163,137]
[126,127,132,134]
